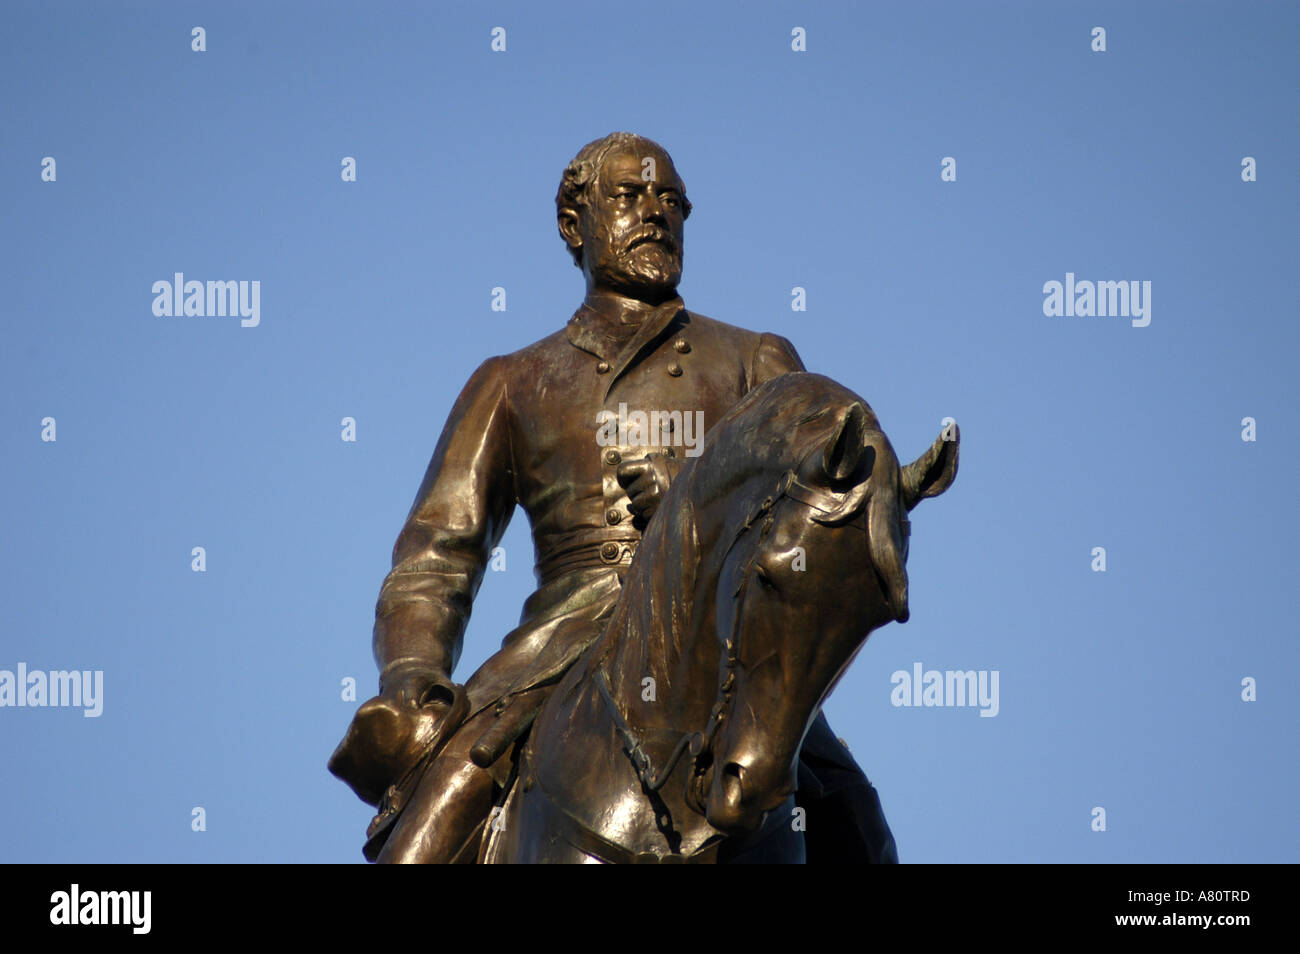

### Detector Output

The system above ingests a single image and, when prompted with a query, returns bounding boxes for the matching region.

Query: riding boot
[375,754,497,864]
[796,710,899,863]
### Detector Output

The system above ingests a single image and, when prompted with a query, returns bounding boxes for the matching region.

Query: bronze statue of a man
[331,132,898,863]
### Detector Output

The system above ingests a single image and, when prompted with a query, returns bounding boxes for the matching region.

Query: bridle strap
[594,668,694,792]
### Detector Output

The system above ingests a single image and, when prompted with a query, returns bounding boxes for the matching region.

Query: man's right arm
[372,355,516,705]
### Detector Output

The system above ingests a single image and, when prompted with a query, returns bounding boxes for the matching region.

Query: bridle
[594,454,877,810]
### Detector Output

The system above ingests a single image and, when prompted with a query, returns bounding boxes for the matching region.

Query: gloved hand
[379,659,461,711]
[616,451,680,523]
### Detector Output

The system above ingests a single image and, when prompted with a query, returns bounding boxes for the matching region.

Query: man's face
[579,145,686,300]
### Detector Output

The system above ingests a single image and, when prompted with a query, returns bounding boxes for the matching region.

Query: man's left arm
[748,331,807,387]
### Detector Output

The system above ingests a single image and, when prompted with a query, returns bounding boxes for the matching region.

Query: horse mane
[586,484,700,692]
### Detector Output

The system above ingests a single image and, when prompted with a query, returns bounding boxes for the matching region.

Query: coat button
[600,542,621,562]
[597,361,611,374]
[667,363,683,377]
[674,339,691,354]
[606,508,623,525]
[603,449,621,466]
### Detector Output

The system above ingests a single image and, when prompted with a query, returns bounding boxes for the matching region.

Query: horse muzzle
[702,759,793,835]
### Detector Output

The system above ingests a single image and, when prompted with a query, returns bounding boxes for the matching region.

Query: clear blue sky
[2,0,1296,863]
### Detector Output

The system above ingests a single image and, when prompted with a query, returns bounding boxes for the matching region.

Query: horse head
[686,374,959,835]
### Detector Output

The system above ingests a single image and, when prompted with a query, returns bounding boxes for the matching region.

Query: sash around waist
[534,527,642,584]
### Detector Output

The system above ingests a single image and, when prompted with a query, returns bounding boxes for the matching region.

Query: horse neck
[600,498,722,731]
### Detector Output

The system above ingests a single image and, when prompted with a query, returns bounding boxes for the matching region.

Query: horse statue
[480,372,958,863]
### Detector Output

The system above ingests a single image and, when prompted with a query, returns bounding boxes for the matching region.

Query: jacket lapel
[564,297,689,399]
[603,299,686,399]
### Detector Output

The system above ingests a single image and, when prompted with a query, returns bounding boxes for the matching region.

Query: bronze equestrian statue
[329,132,959,863]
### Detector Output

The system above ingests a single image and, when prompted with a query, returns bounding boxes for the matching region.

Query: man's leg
[376,710,499,864]
[796,710,899,864]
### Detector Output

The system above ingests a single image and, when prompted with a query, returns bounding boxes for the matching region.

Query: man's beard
[589,228,683,298]
[609,242,682,294]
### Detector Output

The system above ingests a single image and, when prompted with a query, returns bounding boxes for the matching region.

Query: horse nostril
[722,762,746,802]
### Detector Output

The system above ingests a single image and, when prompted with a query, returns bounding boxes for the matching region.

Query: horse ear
[901,423,960,511]
[822,402,869,482]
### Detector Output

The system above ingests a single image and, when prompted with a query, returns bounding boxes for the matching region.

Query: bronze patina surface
[330,132,958,863]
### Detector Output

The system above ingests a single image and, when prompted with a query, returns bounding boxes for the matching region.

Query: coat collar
[565,294,689,398]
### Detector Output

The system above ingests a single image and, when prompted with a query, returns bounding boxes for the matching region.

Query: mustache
[623,226,678,255]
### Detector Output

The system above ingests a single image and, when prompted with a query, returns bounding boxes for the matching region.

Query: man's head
[556,132,692,302]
